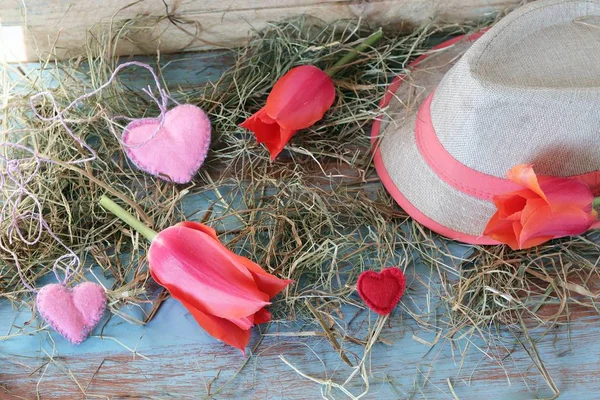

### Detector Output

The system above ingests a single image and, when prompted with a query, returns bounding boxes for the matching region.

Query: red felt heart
[356,268,405,315]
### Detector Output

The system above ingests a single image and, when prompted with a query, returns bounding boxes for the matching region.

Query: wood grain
[0,0,525,61]
[2,262,600,399]
[0,181,597,398]
[2,13,597,399]
[2,174,594,398]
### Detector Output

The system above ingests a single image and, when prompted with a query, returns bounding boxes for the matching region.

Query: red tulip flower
[241,65,335,160]
[99,196,292,353]
[483,164,599,250]
[240,29,384,160]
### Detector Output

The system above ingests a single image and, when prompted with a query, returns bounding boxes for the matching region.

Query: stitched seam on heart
[124,118,209,183]
[361,294,400,315]
[37,285,83,344]
[37,284,107,345]
[122,105,211,184]
[178,105,212,183]
[74,284,107,343]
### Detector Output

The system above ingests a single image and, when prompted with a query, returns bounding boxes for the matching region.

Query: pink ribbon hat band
[372,0,600,245]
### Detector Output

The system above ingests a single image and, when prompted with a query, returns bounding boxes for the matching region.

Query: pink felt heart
[122,104,211,184]
[356,267,406,315]
[36,282,106,345]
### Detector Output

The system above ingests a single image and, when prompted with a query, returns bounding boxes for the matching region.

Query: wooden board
[2,251,600,399]
[0,0,526,62]
[0,51,598,398]
[3,13,596,399]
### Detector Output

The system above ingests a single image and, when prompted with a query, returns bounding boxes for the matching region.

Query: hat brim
[371,32,500,245]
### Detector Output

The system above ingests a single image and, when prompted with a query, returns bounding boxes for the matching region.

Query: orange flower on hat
[483,164,599,250]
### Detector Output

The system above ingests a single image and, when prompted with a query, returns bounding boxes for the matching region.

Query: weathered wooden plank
[0,0,525,62]
[0,181,596,398]
[2,259,600,399]
[3,19,599,399]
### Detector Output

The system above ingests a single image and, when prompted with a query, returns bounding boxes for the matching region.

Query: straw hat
[372,0,600,244]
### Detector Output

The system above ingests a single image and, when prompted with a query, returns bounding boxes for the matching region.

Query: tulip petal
[149,226,270,320]
[240,108,277,134]
[483,211,520,250]
[265,65,335,130]
[254,308,272,325]
[227,315,255,330]
[537,176,595,210]
[179,298,251,354]
[519,205,595,248]
[176,221,219,240]
[493,192,527,219]
[506,164,548,203]
[177,222,293,297]
[234,254,293,298]
[520,235,555,249]
[240,108,296,160]
[174,221,292,296]
[520,198,548,224]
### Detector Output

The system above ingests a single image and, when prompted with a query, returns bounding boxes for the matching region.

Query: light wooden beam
[0,0,526,61]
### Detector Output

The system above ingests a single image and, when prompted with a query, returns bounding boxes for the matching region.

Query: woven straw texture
[379,0,600,237]
[433,0,600,178]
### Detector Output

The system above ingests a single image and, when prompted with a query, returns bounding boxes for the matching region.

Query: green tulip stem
[326,29,383,77]
[594,197,600,208]
[99,195,158,242]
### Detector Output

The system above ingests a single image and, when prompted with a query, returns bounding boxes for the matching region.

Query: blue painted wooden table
[1,51,599,400]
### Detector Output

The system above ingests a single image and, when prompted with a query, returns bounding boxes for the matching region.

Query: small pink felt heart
[122,104,211,184]
[36,282,106,345]
[356,267,406,315]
